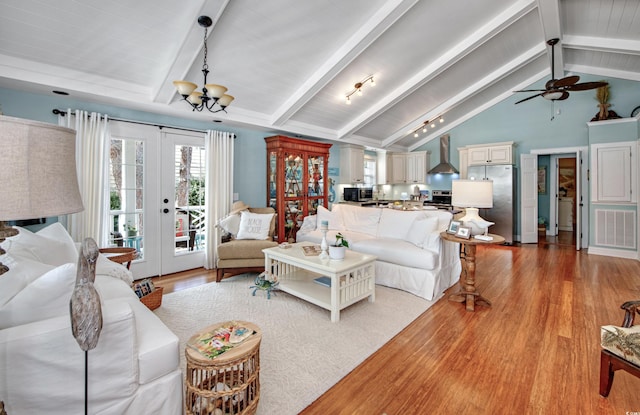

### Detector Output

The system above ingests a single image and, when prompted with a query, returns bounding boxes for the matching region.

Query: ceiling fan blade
[556,91,570,100]
[515,93,544,104]
[566,81,609,91]
[553,75,580,87]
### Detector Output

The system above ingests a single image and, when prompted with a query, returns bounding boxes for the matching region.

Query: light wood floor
[153,241,640,415]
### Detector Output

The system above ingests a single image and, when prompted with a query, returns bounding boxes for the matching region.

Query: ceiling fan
[514,38,608,105]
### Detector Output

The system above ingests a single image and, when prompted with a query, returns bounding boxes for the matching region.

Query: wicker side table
[185,321,262,415]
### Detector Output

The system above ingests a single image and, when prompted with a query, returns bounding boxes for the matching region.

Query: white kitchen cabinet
[467,143,513,165]
[406,151,427,183]
[339,144,364,184]
[390,153,406,184]
[387,151,428,184]
[590,142,635,202]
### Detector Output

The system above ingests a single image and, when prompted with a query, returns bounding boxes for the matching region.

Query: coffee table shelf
[263,242,376,322]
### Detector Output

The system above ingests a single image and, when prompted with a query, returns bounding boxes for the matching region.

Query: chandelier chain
[202,26,209,71]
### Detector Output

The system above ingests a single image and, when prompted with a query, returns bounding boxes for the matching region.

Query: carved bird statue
[70,238,103,351]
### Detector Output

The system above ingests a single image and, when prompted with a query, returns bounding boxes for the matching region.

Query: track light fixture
[345,75,375,104]
[410,116,444,137]
[173,16,234,113]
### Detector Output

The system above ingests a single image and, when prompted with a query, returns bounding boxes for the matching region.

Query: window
[364,155,376,186]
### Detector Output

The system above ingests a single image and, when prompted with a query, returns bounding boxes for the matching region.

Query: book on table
[187,321,255,359]
[313,276,331,287]
[302,245,322,256]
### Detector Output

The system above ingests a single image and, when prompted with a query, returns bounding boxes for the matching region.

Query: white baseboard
[588,246,638,260]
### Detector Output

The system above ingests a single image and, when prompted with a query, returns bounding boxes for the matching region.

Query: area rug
[154,273,436,414]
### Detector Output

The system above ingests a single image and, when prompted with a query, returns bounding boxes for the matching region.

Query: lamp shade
[0,115,84,221]
[452,179,493,208]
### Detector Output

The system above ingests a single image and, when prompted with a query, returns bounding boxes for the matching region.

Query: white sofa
[0,223,182,415]
[296,204,462,301]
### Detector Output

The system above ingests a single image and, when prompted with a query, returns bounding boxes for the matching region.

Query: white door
[160,131,206,275]
[520,154,538,243]
[107,122,205,279]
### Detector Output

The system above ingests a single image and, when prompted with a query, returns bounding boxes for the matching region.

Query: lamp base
[0,221,19,275]
[458,208,494,236]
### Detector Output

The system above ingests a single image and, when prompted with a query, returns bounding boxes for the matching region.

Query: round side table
[185,321,262,415]
[440,232,505,311]
[99,247,137,269]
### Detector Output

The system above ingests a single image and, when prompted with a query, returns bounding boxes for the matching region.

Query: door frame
[529,146,588,250]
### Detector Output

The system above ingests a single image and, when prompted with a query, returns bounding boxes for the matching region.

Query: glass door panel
[108,138,145,258]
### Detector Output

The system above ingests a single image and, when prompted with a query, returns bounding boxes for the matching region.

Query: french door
[108,122,206,279]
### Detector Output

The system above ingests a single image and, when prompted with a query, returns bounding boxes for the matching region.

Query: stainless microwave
[344,187,372,201]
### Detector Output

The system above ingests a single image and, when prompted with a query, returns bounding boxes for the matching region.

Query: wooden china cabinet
[265,135,332,243]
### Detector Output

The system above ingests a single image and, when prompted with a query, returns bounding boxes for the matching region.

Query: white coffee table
[263,242,376,322]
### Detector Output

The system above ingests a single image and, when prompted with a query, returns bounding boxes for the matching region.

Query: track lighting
[345,75,375,104]
[410,116,444,138]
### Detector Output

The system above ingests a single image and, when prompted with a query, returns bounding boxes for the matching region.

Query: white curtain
[58,110,110,246]
[204,130,235,269]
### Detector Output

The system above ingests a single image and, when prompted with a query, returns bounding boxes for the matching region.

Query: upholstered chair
[216,207,278,282]
[600,300,640,397]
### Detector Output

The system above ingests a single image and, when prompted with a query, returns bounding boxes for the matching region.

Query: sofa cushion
[217,239,279,260]
[124,298,180,384]
[237,211,275,240]
[0,263,76,329]
[406,216,439,248]
[377,209,429,239]
[339,204,382,237]
[352,238,438,270]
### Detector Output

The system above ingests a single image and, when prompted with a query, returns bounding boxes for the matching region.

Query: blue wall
[2,71,640,236]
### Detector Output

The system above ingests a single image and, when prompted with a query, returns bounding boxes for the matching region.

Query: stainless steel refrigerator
[467,164,515,244]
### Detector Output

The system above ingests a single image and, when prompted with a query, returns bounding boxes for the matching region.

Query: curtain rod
[52,109,235,137]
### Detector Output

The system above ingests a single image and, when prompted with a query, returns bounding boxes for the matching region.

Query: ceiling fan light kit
[173,16,234,114]
[514,38,608,105]
[345,75,375,104]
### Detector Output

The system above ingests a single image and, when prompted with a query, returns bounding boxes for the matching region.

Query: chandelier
[345,75,375,104]
[173,16,234,113]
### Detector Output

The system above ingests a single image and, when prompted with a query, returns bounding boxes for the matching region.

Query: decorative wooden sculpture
[70,238,103,351]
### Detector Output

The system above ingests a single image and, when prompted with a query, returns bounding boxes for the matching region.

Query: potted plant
[329,232,349,260]
[124,222,137,237]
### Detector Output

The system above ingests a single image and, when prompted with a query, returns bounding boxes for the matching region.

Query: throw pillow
[218,213,242,237]
[0,254,55,308]
[316,205,344,231]
[236,211,275,240]
[406,216,439,248]
[4,222,78,266]
[0,263,77,329]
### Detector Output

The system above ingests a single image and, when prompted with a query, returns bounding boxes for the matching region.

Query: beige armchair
[216,207,278,282]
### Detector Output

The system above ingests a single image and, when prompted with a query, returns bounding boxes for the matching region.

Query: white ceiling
[1,0,639,151]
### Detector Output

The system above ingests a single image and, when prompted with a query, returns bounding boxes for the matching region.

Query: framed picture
[538,166,546,194]
[447,220,462,234]
[455,226,472,239]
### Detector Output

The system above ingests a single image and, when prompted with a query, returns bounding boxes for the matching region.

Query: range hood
[428,134,459,174]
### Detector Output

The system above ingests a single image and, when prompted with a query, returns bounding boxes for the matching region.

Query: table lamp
[452,179,494,237]
[0,115,84,274]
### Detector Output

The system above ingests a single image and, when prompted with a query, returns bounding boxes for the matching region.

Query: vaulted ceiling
[1,0,639,151]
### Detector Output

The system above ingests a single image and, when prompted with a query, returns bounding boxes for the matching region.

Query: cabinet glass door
[307,154,325,216]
